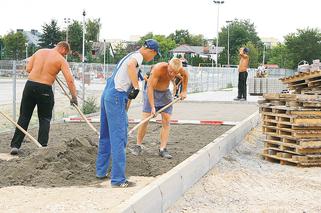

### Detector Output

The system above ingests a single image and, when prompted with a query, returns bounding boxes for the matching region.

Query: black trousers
[237,72,248,99]
[11,80,54,148]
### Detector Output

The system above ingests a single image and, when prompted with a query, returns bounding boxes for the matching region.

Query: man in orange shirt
[10,41,77,155]
[234,47,249,101]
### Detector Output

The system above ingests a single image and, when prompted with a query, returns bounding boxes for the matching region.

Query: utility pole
[213,0,224,68]
[226,20,232,67]
[64,17,71,61]
[82,10,86,106]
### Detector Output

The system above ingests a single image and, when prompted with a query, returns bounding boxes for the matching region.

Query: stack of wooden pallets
[259,70,321,166]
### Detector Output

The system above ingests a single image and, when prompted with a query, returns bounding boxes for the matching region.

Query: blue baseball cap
[243,47,249,53]
[144,39,161,56]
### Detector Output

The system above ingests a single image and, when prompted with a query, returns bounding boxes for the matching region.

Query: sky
[1,0,320,42]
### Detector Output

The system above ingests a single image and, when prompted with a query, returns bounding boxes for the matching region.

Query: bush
[82,97,98,114]
[226,82,233,88]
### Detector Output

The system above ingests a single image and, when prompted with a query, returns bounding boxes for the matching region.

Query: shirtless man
[10,41,77,155]
[131,58,189,158]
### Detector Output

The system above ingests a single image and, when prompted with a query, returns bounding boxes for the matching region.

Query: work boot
[131,145,143,156]
[10,147,19,155]
[111,180,136,188]
[159,148,172,159]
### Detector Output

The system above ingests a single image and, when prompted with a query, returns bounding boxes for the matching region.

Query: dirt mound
[0,123,231,188]
[0,138,97,187]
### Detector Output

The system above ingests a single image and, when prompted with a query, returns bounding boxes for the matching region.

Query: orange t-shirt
[238,53,249,72]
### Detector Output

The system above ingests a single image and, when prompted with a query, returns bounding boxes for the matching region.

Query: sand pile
[0,123,231,188]
[0,138,97,187]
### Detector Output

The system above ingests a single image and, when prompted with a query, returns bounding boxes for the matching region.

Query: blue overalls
[96,52,140,185]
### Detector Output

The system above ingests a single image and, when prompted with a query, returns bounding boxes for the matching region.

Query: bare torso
[27,49,66,85]
[152,63,174,91]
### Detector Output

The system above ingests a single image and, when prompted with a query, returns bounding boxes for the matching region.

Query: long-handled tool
[0,111,42,148]
[56,77,100,136]
[126,99,132,112]
[128,97,181,136]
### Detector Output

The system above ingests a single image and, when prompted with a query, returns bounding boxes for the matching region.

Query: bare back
[27,49,67,86]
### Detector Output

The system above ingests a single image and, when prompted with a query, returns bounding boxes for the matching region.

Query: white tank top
[114,52,143,92]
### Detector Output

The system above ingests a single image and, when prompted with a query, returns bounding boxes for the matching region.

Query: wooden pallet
[280,70,321,84]
[260,104,321,116]
[263,120,321,130]
[261,112,321,126]
[266,135,321,148]
[263,125,321,139]
[264,139,321,155]
[262,149,321,166]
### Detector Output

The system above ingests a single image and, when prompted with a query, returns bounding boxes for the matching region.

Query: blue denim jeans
[96,87,128,185]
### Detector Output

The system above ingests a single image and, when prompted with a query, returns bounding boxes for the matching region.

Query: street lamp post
[262,43,266,65]
[82,10,86,106]
[64,18,71,42]
[213,0,224,68]
[64,18,71,61]
[25,43,28,59]
[226,20,232,67]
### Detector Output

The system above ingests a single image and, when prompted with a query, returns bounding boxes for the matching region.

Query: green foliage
[268,44,292,68]
[226,82,233,88]
[39,19,63,48]
[68,21,83,54]
[113,43,128,63]
[82,97,98,114]
[218,19,262,66]
[138,32,176,63]
[245,41,259,68]
[168,29,205,46]
[284,28,321,69]
[2,31,27,60]
[86,18,101,42]
[0,36,4,60]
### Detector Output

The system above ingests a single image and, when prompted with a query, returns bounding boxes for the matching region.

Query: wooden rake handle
[56,77,100,136]
[127,97,181,136]
[0,111,42,148]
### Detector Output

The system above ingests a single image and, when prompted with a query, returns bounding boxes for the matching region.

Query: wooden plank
[265,139,321,155]
[280,71,321,84]
[262,149,321,166]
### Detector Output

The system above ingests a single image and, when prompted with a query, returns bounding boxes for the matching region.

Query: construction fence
[0,60,294,131]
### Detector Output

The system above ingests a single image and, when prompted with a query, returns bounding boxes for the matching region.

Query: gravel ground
[167,125,321,213]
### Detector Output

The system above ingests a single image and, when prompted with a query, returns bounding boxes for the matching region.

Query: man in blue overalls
[96,39,160,188]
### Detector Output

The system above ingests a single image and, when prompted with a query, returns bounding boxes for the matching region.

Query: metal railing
[0,60,294,131]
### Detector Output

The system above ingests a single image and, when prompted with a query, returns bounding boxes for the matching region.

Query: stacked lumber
[259,85,321,166]
[280,70,321,95]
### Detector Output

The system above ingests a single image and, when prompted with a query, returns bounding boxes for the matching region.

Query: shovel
[127,97,181,137]
[0,111,42,148]
[56,77,100,136]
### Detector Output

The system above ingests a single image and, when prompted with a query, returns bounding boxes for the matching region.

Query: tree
[39,19,63,48]
[0,36,4,60]
[168,29,191,45]
[86,18,101,42]
[138,32,176,62]
[189,34,205,46]
[218,19,262,66]
[284,28,321,69]
[68,21,83,53]
[2,31,27,60]
[268,44,292,68]
[245,41,259,68]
